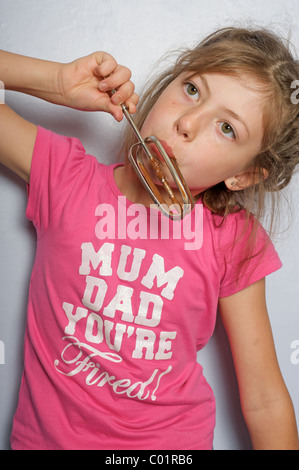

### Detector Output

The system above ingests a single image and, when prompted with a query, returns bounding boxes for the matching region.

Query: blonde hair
[123,27,299,232]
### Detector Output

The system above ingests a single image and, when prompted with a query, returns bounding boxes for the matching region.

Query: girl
[0,27,299,450]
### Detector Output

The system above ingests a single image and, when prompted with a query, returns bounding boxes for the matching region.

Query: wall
[0,0,298,450]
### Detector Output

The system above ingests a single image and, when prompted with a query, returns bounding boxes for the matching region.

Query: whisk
[112,92,195,220]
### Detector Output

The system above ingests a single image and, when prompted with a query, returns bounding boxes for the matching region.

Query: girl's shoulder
[202,207,282,297]
[203,205,258,244]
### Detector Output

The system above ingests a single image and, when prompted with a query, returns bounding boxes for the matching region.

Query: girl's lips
[148,139,175,162]
[159,140,175,159]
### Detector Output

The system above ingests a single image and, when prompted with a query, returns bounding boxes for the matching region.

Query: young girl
[1,27,299,450]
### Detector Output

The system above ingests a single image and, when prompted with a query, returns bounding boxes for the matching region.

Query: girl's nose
[174,107,202,141]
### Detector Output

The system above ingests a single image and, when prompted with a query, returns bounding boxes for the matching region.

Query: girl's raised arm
[0,50,138,182]
[0,104,37,183]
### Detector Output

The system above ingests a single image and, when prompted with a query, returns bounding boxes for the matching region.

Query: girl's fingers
[101,74,139,117]
[107,91,139,122]
[125,92,139,114]
[94,52,118,79]
[98,65,132,94]
[92,52,139,118]
[110,80,136,105]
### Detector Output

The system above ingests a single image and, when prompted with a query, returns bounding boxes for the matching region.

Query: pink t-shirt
[11,127,282,450]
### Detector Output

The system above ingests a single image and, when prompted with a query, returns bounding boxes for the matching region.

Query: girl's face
[140,72,265,194]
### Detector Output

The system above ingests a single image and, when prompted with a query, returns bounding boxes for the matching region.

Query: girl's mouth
[147,139,175,163]
[159,140,175,159]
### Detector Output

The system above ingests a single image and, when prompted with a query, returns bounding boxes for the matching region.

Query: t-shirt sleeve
[218,211,282,297]
[26,126,89,237]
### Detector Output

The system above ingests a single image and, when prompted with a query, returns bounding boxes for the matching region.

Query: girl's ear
[224,167,268,191]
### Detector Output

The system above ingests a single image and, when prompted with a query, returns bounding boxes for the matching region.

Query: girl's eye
[184,82,199,99]
[220,122,236,140]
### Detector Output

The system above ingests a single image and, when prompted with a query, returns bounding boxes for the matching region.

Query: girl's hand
[56,52,139,121]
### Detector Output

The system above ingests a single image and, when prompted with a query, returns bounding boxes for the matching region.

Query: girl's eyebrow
[198,74,250,138]
[198,74,210,94]
[220,107,250,138]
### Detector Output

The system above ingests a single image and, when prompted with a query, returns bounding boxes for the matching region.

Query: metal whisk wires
[120,103,195,220]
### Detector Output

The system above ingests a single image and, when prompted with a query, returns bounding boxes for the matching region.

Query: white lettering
[141,253,184,300]
[104,320,127,352]
[117,245,146,281]
[63,302,88,335]
[82,276,108,312]
[132,328,156,360]
[290,339,299,365]
[103,285,134,322]
[85,312,104,343]
[0,81,4,105]
[183,204,203,250]
[291,80,299,104]
[94,199,204,251]
[54,336,172,401]
[95,204,115,239]
[134,291,163,327]
[79,242,114,276]
[0,340,5,365]
[127,204,148,239]
[155,331,177,360]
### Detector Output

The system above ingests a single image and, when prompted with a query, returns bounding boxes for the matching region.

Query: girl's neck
[113,161,154,207]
